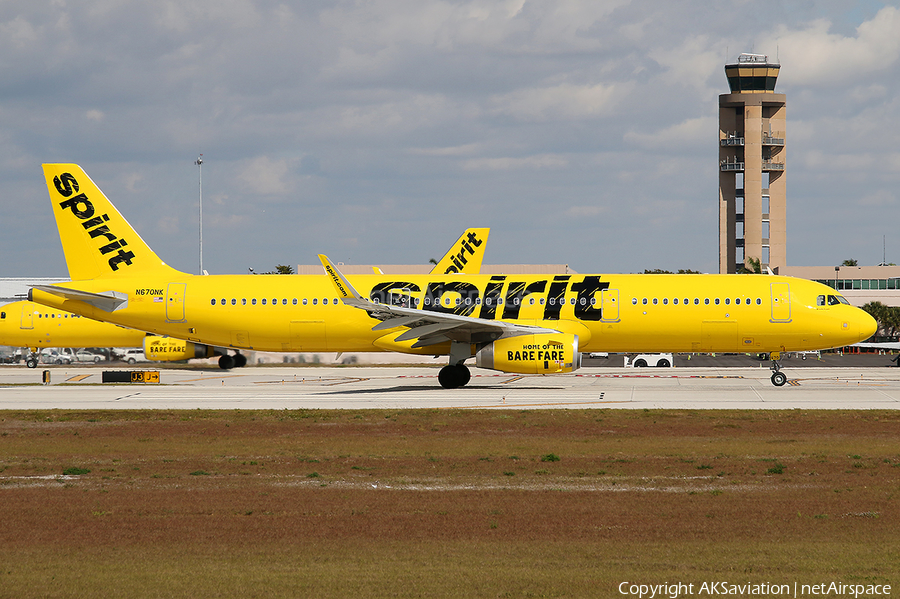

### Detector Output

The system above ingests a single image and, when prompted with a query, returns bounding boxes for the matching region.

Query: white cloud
[490,82,630,122]
[236,156,295,195]
[763,6,900,86]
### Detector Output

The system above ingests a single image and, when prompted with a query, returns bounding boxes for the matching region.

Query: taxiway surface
[2,365,900,409]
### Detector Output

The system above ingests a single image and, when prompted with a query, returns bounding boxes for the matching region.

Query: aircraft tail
[429,228,489,275]
[42,164,182,280]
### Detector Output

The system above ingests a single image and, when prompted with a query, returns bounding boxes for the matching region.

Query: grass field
[1,409,898,598]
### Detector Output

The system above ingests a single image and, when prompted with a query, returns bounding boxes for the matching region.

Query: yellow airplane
[3,227,490,368]
[29,164,876,387]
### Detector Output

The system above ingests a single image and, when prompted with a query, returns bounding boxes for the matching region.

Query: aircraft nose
[858,309,877,342]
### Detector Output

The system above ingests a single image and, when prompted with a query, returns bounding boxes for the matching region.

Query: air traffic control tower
[719,53,786,274]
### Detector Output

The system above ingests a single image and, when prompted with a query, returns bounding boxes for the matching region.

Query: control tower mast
[719,53,786,273]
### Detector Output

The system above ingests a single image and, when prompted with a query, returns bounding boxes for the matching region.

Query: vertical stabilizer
[429,228,489,275]
[42,164,182,280]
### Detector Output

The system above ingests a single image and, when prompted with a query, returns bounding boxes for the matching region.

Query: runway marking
[577,374,745,380]
[66,374,92,382]
[788,379,801,386]
[502,376,525,384]
[442,399,630,409]
[178,374,246,383]
[253,377,363,385]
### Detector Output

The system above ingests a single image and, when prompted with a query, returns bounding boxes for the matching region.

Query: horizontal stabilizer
[31,285,128,313]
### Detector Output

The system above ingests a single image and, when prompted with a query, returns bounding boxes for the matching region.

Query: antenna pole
[195,155,203,275]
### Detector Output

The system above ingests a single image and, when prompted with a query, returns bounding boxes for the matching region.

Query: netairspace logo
[618,581,892,598]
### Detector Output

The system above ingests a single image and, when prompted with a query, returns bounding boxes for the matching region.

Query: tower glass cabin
[719,53,786,274]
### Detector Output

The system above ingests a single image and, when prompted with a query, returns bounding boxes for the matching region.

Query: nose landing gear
[769,351,787,386]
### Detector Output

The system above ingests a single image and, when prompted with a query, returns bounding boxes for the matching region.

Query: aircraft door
[601,289,620,322]
[20,307,34,329]
[770,282,791,323]
[166,283,187,323]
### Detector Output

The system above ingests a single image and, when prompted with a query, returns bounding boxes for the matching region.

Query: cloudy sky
[2,0,899,277]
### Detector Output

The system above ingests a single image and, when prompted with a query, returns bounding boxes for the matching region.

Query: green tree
[262,264,295,274]
[737,257,762,274]
[861,301,900,340]
[841,259,858,266]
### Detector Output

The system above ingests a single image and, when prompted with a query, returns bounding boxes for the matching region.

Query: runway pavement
[3,364,900,409]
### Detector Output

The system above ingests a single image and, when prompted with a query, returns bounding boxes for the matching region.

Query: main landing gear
[217,352,247,370]
[769,351,787,387]
[438,342,473,389]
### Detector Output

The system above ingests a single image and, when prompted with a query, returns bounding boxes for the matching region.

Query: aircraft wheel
[455,364,471,387]
[233,353,247,368]
[438,365,462,389]
[657,359,671,368]
[26,358,38,369]
[633,359,647,367]
[218,354,235,370]
[771,372,787,387]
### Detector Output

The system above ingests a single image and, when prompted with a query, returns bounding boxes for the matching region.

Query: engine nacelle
[143,336,213,362]
[476,333,580,375]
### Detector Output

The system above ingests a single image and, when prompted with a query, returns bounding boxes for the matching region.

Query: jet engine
[475,333,580,375]
[143,336,214,362]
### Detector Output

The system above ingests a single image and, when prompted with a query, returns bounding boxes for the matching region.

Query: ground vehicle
[74,349,104,363]
[40,349,73,365]
[627,353,674,367]
[587,352,609,358]
[121,348,147,364]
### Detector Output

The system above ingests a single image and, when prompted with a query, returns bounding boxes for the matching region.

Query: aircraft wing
[319,254,556,347]
[30,285,128,313]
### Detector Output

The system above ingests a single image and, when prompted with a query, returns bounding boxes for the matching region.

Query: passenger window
[725,298,730,305]
[302,298,307,305]
[704,298,710,305]
[684,298,689,305]
[756,298,761,305]
[673,298,678,305]
[652,298,658,305]
[252,298,257,305]
[231,299,236,305]
[693,298,699,305]
[642,298,648,305]
[272,298,277,305]
[323,298,328,305]
[262,299,267,305]
[334,298,338,305]
[210,299,216,306]
[313,298,318,305]
[292,298,298,305]
[282,299,287,305]
[632,298,637,305]
[663,298,668,305]
[220,299,226,305]
[242,298,247,305]
[714,298,720,305]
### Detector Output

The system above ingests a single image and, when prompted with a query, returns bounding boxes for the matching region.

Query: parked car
[74,349,105,363]
[40,349,73,365]
[121,349,147,364]
[627,353,674,368]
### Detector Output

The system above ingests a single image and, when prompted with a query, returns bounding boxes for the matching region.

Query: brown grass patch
[1,409,898,597]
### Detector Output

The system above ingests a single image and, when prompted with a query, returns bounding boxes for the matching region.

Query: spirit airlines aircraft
[4,227,490,368]
[30,164,876,387]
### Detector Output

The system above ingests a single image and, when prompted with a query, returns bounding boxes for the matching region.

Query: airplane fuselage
[30,272,869,356]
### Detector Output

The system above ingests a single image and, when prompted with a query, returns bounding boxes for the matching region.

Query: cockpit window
[817,295,826,306]
[0,311,5,319]
[827,295,848,306]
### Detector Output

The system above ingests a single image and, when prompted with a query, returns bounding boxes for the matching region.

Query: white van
[626,353,674,368]
[122,349,147,364]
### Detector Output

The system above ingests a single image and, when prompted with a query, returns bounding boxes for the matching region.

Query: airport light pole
[195,155,203,275]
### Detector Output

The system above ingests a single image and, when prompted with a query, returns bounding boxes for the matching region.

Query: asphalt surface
[3,355,900,410]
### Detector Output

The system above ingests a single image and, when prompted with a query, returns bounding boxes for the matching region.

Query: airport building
[719,53,786,275]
